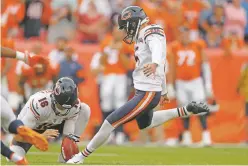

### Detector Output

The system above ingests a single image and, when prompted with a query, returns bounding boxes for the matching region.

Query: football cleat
[66,152,84,164]
[17,126,48,151]
[15,157,29,165]
[186,101,210,115]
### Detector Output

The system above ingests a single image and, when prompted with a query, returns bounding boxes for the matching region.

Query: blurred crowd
[1,0,248,47]
[1,0,248,145]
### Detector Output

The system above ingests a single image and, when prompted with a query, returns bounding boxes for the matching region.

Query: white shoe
[66,152,84,164]
[181,131,192,146]
[164,138,178,147]
[201,130,212,146]
[115,132,126,145]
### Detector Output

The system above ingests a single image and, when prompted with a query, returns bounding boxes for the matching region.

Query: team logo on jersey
[121,10,132,20]
[54,85,61,95]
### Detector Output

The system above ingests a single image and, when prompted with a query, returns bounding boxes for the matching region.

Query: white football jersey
[18,90,82,131]
[133,24,167,94]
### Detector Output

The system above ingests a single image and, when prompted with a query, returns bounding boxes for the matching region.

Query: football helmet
[118,6,148,44]
[51,77,78,116]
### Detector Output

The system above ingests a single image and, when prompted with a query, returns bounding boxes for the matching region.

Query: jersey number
[177,50,196,66]
[38,97,48,108]
[105,48,119,65]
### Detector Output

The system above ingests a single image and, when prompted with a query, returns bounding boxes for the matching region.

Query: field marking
[3,165,247,166]
[29,152,118,156]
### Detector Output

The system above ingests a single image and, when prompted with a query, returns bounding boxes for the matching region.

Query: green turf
[1,144,248,165]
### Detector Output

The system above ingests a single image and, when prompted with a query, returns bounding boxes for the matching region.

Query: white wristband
[16,51,26,61]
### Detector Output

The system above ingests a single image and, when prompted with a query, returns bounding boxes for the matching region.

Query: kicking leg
[67,91,160,164]
[144,102,209,130]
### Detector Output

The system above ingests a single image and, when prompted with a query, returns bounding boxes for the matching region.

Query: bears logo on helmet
[121,10,132,20]
[54,85,61,95]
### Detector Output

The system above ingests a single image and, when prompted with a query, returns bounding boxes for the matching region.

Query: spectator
[21,0,52,39]
[47,0,76,43]
[221,31,245,56]
[58,46,85,85]
[224,0,247,39]
[79,0,111,17]
[48,37,78,66]
[182,0,211,40]
[162,0,184,42]
[109,0,135,14]
[241,0,248,45]
[77,1,108,43]
[1,0,25,39]
[200,4,225,37]
[137,0,161,24]
[204,24,223,48]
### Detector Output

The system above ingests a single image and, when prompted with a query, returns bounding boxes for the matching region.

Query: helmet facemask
[122,19,141,44]
[51,94,72,116]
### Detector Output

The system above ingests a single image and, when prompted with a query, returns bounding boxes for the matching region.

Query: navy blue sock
[199,115,207,130]
[8,120,24,134]
[1,141,13,159]
[183,117,190,130]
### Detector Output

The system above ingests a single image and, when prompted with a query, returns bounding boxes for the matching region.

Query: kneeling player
[10,77,90,163]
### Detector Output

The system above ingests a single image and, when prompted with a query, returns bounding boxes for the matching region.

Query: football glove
[66,134,80,142]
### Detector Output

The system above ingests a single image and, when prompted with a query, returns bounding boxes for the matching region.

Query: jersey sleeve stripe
[30,99,40,119]
[144,32,165,41]
[144,27,165,41]
[144,28,164,36]
[145,27,163,33]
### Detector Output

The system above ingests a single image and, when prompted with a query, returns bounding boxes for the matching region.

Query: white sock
[10,153,23,162]
[81,120,115,157]
[145,107,190,129]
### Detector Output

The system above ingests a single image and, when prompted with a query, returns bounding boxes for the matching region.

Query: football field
[1,144,248,165]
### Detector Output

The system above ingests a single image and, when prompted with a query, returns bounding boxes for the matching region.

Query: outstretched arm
[1,46,26,60]
[1,46,48,66]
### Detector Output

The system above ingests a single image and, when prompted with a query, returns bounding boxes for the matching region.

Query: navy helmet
[118,6,148,44]
[52,77,78,115]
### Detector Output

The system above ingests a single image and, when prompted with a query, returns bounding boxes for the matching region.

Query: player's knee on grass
[8,120,24,134]
[9,145,26,158]
[10,140,32,157]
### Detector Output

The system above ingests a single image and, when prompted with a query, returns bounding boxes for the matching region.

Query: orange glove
[26,53,49,67]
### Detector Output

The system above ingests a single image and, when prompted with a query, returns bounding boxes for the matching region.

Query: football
[61,136,79,161]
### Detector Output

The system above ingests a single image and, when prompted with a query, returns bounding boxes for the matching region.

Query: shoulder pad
[144,25,165,41]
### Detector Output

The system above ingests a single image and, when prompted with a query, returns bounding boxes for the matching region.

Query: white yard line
[2,165,247,166]
[28,152,118,156]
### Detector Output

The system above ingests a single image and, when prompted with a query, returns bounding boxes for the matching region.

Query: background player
[9,77,90,163]
[99,24,132,144]
[1,46,49,165]
[67,6,209,164]
[167,26,214,146]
